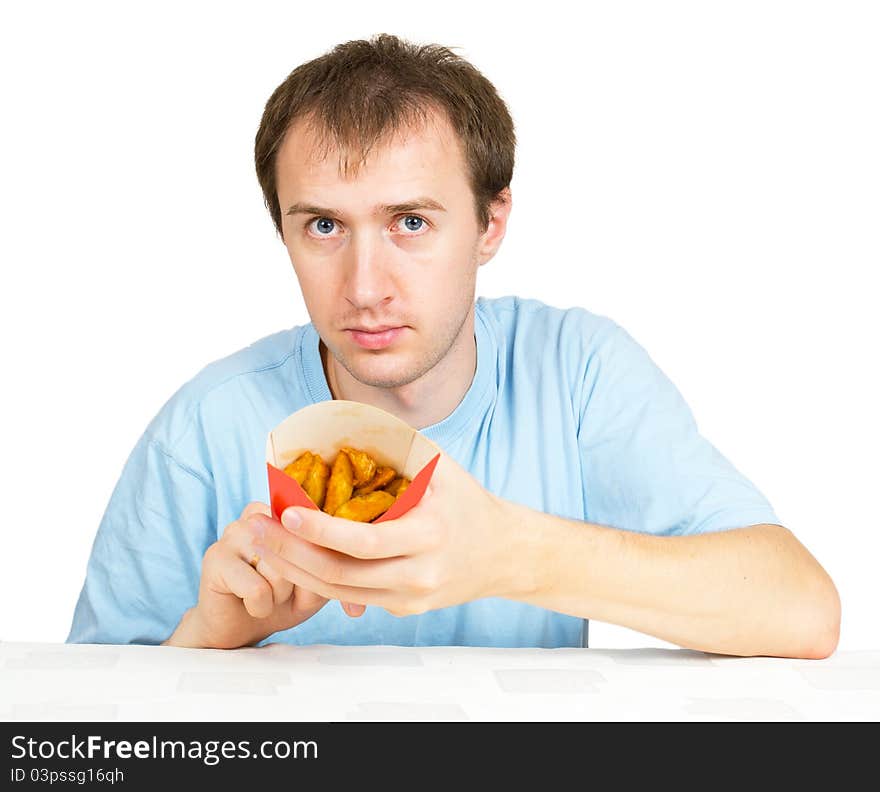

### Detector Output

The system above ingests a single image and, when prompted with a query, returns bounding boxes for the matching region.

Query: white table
[1,642,878,721]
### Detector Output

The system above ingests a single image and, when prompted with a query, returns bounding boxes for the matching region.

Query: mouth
[345,326,407,350]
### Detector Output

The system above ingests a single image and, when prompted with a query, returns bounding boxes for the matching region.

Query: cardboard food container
[266,400,442,523]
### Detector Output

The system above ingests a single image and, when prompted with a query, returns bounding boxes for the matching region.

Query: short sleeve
[66,432,217,645]
[578,322,781,536]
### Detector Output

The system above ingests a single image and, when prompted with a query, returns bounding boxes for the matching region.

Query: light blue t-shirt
[67,296,780,648]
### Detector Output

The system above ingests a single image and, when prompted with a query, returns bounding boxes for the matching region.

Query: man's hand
[249,453,521,617]
[163,502,330,649]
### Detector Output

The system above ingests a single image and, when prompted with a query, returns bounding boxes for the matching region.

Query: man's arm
[500,501,841,659]
[252,450,840,661]
[560,318,841,657]
[66,434,215,645]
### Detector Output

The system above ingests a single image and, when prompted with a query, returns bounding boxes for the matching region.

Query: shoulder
[476,296,656,419]
[184,326,302,392]
[476,295,618,358]
[143,325,305,452]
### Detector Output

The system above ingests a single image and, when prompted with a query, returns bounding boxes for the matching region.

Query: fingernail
[281,508,302,533]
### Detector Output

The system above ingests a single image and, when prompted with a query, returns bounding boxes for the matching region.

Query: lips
[345,326,406,350]
[348,325,398,333]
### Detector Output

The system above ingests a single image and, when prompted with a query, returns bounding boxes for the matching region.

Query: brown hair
[254,33,515,239]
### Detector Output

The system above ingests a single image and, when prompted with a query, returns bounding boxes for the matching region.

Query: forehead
[275,109,470,205]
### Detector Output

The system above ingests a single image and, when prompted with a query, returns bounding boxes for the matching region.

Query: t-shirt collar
[298,300,496,448]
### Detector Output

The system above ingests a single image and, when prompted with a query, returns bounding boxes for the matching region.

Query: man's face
[275,110,504,390]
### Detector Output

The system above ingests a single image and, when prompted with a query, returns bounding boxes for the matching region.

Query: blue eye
[400,215,424,232]
[313,217,336,235]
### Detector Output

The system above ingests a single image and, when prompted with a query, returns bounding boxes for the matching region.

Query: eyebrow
[285,197,447,217]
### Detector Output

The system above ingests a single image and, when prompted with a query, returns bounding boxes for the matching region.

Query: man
[67,34,840,658]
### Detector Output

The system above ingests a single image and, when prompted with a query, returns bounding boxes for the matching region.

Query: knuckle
[221,519,247,540]
[245,579,270,604]
[224,516,263,546]
[421,571,442,594]
[401,569,423,594]
[405,565,441,595]
[358,530,379,558]
[202,542,222,570]
[242,514,265,534]
[321,557,346,585]
[241,501,271,520]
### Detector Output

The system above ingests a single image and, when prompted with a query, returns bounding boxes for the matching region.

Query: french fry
[353,465,396,497]
[284,451,314,485]
[334,490,396,522]
[341,446,377,487]
[323,451,354,515]
[302,454,330,509]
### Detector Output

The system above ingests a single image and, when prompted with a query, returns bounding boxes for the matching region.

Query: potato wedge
[283,451,315,485]
[353,465,396,497]
[323,451,354,515]
[334,490,395,522]
[340,446,377,487]
[385,476,411,498]
[302,454,330,509]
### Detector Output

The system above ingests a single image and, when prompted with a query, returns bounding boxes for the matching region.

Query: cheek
[412,231,476,277]
[293,264,336,312]
[421,249,478,301]
[287,241,332,283]
[410,282,467,329]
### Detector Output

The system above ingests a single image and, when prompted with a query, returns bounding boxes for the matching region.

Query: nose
[342,230,395,310]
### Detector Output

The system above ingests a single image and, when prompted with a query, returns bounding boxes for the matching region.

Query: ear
[476,187,512,267]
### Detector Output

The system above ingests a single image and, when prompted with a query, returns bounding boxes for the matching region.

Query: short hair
[254,33,516,238]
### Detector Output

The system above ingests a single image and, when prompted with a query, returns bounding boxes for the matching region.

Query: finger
[259,523,410,590]
[224,515,273,563]
[222,518,293,605]
[241,501,272,520]
[279,505,428,559]
[253,541,395,610]
[292,584,330,616]
[258,547,332,615]
[218,558,275,619]
[253,554,294,606]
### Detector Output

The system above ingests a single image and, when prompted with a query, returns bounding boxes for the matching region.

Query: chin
[350,365,420,390]
[341,354,425,389]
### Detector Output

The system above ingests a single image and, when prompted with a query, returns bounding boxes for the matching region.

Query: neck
[320,309,478,430]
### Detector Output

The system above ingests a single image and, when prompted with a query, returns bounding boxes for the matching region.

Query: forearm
[498,499,840,659]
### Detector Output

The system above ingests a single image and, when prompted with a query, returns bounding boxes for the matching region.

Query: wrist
[491,495,549,602]
[162,606,208,648]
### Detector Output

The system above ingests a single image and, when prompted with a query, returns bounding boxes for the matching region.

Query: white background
[1,1,877,651]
